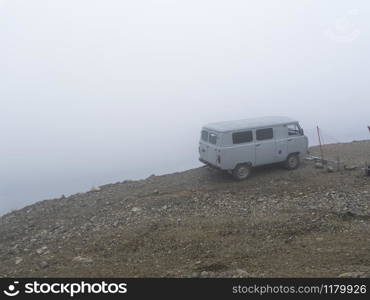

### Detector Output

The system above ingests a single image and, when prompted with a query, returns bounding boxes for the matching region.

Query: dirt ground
[1,141,369,277]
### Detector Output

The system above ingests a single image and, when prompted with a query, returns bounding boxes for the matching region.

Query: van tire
[232,164,252,180]
[284,154,300,170]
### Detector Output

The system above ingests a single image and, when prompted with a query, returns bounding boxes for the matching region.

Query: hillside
[1,141,370,278]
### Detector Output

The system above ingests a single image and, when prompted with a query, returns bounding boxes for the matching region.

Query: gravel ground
[0,140,369,278]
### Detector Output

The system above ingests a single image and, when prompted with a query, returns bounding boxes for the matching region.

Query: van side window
[209,133,217,144]
[201,130,209,142]
[256,128,273,140]
[232,131,253,144]
[287,124,301,136]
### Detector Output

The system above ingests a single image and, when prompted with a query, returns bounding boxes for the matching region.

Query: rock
[340,211,356,220]
[40,261,49,269]
[90,186,101,192]
[36,246,48,255]
[153,189,159,194]
[72,256,93,263]
[15,257,23,265]
[131,207,141,213]
[233,269,251,278]
[327,166,334,173]
[344,165,357,171]
[200,271,209,277]
[161,205,168,210]
[233,271,245,277]
[338,272,365,278]
[315,162,324,169]
[11,244,19,250]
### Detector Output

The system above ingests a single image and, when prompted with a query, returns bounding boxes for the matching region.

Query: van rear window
[209,133,217,144]
[201,130,209,142]
[232,131,253,144]
[256,128,273,140]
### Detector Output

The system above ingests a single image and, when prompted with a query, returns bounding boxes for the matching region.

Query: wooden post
[317,126,324,163]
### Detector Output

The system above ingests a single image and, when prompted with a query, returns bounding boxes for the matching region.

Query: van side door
[230,130,255,168]
[274,125,288,163]
[254,127,276,166]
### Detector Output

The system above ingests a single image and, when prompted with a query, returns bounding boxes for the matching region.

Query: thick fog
[1,0,370,215]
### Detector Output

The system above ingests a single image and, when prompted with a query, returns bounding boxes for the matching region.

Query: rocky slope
[1,141,370,278]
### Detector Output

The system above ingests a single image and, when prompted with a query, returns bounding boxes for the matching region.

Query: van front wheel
[232,164,251,180]
[285,154,300,170]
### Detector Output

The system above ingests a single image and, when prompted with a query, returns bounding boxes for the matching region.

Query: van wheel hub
[238,167,249,178]
[289,157,297,167]
[285,154,300,170]
[232,164,251,180]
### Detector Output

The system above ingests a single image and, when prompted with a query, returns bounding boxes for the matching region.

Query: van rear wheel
[232,164,251,180]
[285,154,300,170]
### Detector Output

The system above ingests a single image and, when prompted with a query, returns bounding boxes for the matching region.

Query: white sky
[1,0,370,214]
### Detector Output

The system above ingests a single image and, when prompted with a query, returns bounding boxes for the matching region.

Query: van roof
[203,116,297,132]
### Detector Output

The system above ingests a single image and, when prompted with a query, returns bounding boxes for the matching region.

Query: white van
[199,116,308,180]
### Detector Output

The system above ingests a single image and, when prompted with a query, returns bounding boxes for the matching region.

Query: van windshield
[287,124,302,136]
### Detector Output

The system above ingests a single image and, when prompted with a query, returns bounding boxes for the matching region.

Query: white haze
[1,0,370,215]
